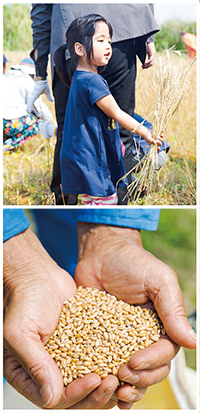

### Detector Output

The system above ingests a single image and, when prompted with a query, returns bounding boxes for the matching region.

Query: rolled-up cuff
[3,209,30,241]
[72,209,160,231]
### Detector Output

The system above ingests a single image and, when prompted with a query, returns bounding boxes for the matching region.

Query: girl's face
[91,21,112,67]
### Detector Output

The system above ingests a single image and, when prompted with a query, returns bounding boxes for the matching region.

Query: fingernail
[120,373,133,381]
[86,380,102,395]
[40,385,52,408]
[104,384,118,397]
[134,362,151,370]
[129,374,140,384]
[121,373,139,384]
[188,329,196,340]
[121,392,137,403]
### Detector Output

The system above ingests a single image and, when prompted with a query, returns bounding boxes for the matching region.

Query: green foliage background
[141,208,196,315]
[3,4,32,51]
[3,4,197,52]
[155,19,196,52]
[141,208,196,370]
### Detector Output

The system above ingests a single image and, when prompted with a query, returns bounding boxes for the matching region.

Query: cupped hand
[3,228,120,409]
[75,223,196,406]
[75,224,196,347]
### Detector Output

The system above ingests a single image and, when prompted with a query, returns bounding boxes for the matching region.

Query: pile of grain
[45,286,165,385]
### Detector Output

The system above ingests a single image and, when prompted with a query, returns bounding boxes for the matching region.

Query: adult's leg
[132,149,168,173]
[51,70,78,205]
[103,39,137,185]
[154,150,168,171]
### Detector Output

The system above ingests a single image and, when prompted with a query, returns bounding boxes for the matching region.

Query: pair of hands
[3,223,196,409]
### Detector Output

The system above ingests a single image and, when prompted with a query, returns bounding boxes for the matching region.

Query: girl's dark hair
[54,14,113,87]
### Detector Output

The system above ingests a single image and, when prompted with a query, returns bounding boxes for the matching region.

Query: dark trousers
[52,39,137,205]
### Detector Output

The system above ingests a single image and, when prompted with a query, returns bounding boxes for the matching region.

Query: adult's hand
[3,228,120,409]
[75,223,196,408]
[38,119,57,139]
[27,79,53,113]
[142,41,156,69]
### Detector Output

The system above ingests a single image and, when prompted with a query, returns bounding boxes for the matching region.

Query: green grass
[141,209,196,313]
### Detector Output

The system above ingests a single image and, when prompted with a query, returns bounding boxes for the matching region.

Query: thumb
[4,323,63,408]
[149,265,196,349]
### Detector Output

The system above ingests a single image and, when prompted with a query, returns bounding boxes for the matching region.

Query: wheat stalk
[121,48,196,203]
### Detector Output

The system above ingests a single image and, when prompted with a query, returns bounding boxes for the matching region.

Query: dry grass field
[3,50,196,205]
[134,52,196,205]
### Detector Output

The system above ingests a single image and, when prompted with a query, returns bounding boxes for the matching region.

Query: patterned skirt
[3,114,39,152]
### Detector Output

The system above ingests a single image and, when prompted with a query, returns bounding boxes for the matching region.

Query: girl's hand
[155,133,164,150]
[139,126,156,145]
[140,127,163,150]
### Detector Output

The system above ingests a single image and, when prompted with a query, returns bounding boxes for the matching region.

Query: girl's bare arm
[96,94,162,147]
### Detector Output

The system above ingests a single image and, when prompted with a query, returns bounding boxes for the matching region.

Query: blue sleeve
[3,209,30,242]
[88,74,110,106]
[72,208,160,231]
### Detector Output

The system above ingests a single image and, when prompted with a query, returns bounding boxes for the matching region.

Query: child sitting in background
[3,57,56,152]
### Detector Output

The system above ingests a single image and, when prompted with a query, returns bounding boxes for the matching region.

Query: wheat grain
[44,286,165,386]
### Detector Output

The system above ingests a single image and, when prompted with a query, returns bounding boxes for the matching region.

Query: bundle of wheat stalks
[123,48,196,203]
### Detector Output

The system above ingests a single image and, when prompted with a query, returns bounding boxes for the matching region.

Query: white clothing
[3,68,53,121]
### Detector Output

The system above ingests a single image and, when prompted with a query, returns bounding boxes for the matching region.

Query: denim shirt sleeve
[3,209,30,242]
[72,209,160,231]
[30,4,53,78]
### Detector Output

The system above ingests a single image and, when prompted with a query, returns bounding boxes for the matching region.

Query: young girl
[54,14,162,205]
